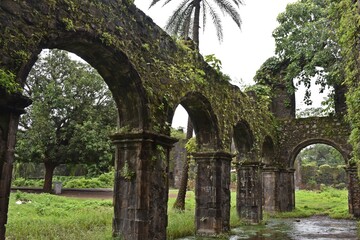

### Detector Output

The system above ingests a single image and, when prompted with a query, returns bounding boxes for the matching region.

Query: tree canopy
[255,0,343,105]
[330,0,360,162]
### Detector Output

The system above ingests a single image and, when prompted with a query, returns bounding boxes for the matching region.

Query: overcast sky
[133,0,328,128]
[135,0,295,85]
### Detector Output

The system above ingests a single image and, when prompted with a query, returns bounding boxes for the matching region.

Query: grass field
[269,187,351,219]
[5,188,351,239]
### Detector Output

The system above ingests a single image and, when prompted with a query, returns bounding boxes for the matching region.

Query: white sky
[134,1,328,129]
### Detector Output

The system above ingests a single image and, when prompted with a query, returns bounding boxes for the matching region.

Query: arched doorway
[14,49,117,194]
[167,92,230,235]
[0,28,160,238]
[294,144,346,190]
[288,139,360,217]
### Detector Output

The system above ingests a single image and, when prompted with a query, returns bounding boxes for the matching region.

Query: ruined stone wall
[0,0,276,153]
[277,116,352,167]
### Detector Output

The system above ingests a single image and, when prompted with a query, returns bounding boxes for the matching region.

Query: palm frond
[230,0,244,8]
[202,1,207,33]
[165,0,194,38]
[149,0,162,8]
[204,1,223,42]
[149,0,175,8]
[213,0,242,29]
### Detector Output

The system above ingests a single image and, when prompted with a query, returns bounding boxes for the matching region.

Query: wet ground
[178,216,358,240]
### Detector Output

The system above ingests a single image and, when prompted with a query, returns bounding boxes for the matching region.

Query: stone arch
[17,33,148,130]
[262,136,275,165]
[171,92,221,150]
[289,138,350,168]
[233,120,254,159]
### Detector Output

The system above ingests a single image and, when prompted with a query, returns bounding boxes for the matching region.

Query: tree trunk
[192,0,201,47]
[173,117,193,210]
[43,162,57,193]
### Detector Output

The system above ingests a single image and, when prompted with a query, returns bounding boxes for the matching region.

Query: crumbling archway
[289,139,358,217]
[168,92,231,235]
[289,139,350,167]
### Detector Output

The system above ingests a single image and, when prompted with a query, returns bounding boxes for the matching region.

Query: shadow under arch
[170,92,222,151]
[262,136,275,165]
[18,31,149,130]
[233,120,254,159]
[289,138,350,168]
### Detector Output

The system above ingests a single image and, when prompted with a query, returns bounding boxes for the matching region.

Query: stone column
[111,131,177,240]
[193,151,231,236]
[262,167,279,213]
[346,166,360,217]
[278,168,295,212]
[0,90,31,240]
[237,162,263,223]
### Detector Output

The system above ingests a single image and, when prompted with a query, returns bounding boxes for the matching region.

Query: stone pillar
[0,90,31,240]
[237,162,263,223]
[262,167,279,213]
[278,168,295,212]
[111,131,177,240]
[346,166,360,217]
[193,151,231,236]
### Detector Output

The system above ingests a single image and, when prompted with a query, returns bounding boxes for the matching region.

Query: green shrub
[12,171,114,189]
[12,178,44,187]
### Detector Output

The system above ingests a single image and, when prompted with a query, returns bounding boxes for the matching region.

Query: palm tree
[150,0,243,210]
[150,0,243,46]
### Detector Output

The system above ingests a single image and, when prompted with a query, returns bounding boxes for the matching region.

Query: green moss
[0,69,21,93]
[61,18,76,31]
[120,161,135,180]
[100,32,117,46]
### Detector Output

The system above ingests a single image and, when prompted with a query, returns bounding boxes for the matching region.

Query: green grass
[6,188,351,239]
[7,191,113,240]
[268,187,351,219]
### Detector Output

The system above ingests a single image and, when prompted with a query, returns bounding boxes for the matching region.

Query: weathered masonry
[262,83,358,216]
[0,1,358,240]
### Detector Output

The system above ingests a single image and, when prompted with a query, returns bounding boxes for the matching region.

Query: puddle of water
[177,216,358,240]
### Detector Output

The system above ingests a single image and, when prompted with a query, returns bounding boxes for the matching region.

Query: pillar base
[346,166,360,217]
[237,162,263,223]
[0,90,31,240]
[111,131,177,240]
[193,151,232,236]
[262,167,295,213]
